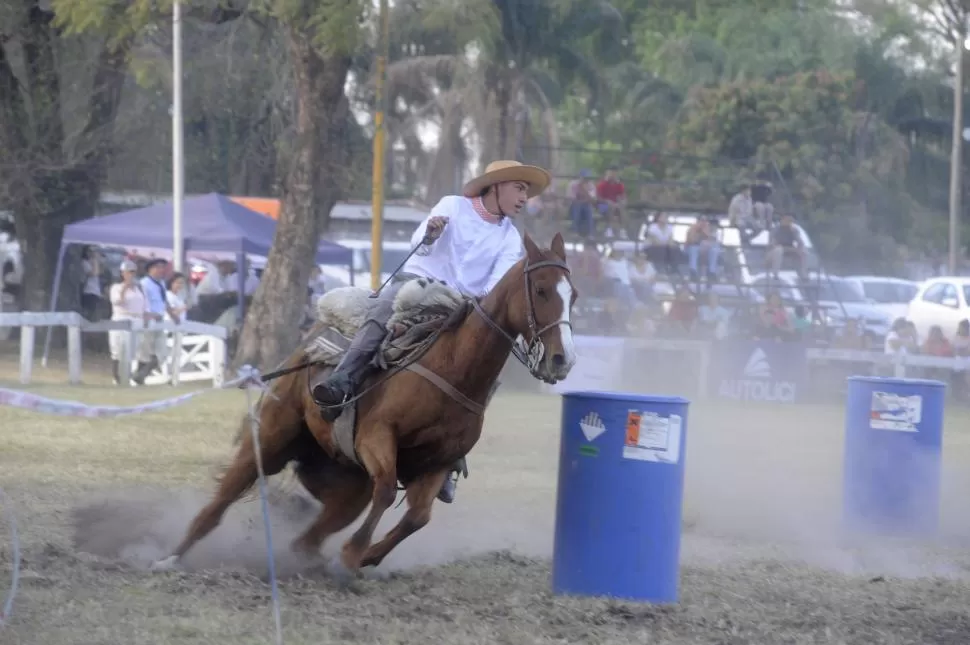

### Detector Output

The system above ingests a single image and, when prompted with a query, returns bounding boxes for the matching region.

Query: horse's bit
[471,257,572,382]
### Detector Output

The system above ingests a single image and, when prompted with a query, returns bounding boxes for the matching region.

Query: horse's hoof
[149,555,180,572]
[327,557,359,586]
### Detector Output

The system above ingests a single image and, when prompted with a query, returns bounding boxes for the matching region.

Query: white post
[19,325,34,385]
[697,343,709,398]
[211,336,226,388]
[172,0,185,272]
[119,328,134,387]
[67,325,82,384]
[170,332,183,386]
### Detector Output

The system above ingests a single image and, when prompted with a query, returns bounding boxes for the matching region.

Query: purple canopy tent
[43,192,355,364]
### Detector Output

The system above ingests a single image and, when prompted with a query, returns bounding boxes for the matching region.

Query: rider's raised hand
[422,216,449,245]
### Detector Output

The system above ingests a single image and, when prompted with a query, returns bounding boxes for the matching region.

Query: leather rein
[469,257,572,383]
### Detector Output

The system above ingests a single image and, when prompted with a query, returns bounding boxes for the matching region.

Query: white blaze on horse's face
[555,277,577,373]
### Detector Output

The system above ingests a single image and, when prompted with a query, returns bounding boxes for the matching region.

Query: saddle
[302,280,477,464]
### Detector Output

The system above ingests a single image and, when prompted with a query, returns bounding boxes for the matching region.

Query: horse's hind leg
[290,464,373,558]
[150,420,292,571]
[359,469,449,569]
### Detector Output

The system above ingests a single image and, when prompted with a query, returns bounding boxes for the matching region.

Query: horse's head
[508,232,578,384]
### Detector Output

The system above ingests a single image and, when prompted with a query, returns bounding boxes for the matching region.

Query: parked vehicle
[842,275,921,322]
[906,276,970,340]
[748,271,894,341]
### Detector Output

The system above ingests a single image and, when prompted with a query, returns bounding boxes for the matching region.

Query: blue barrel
[842,376,946,538]
[552,391,689,603]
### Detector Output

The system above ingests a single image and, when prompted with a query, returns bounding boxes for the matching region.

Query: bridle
[471,257,573,383]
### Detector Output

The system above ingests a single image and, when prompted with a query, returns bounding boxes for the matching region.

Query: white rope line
[0,366,283,643]
[242,368,284,645]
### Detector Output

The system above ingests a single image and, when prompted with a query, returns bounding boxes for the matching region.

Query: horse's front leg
[336,422,398,576]
[360,469,450,569]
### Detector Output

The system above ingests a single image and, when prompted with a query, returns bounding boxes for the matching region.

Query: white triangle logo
[579,412,606,442]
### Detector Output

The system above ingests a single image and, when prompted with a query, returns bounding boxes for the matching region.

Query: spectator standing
[166,272,190,323]
[108,260,148,385]
[80,246,105,321]
[754,292,794,340]
[665,286,697,335]
[138,258,176,383]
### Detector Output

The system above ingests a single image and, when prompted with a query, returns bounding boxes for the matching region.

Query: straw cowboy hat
[462,160,551,199]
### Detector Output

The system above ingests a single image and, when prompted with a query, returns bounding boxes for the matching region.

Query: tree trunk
[1,22,130,313]
[234,27,352,370]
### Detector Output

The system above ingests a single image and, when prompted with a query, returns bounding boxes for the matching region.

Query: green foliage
[665,71,915,270]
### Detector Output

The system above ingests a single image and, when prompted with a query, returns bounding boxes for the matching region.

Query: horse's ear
[522,232,541,260]
[550,232,566,261]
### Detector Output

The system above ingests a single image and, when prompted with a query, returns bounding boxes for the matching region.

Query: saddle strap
[404,363,484,416]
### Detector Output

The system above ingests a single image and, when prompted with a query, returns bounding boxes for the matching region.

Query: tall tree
[234,0,365,369]
[0,1,134,311]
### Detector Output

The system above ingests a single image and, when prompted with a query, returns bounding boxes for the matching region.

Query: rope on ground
[239,365,284,645]
[0,486,21,630]
[0,367,283,643]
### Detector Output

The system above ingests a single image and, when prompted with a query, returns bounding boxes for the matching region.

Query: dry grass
[3,358,970,643]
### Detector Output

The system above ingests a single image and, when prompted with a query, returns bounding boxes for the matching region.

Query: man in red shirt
[596,166,627,237]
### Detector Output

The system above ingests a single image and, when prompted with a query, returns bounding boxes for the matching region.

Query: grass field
[4,360,970,644]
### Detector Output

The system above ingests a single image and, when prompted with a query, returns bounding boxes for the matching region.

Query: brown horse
[150,232,577,576]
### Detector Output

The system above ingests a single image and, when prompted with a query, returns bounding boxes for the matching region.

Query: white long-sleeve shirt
[403,195,524,297]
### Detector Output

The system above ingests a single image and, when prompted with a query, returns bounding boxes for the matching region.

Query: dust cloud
[71,348,970,582]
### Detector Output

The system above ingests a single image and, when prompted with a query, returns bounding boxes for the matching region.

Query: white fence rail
[0,312,228,387]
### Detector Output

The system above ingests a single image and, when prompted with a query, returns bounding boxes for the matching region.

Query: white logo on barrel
[579,412,606,442]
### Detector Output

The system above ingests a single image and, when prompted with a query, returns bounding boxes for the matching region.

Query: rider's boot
[436,457,467,504]
[311,320,386,422]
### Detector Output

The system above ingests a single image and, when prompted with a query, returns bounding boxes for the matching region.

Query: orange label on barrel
[625,411,641,446]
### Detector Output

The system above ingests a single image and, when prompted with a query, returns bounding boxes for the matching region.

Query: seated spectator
[665,286,697,335]
[685,217,721,282]
[629,253,657,303]
[571,244,605,297]
[728,183,760,244]
[640,212,680,274]
[922,325,955,381]
[922,325,954,357]
[884,317,920,355]
[751,180,775,228]
[833,317,869,351]
[697,291,732,340]
[602,247,637,302]
[766,214,806,278]
[596,166,627,238]
[568,169,596,238]
[754,292,794,341]
[791,305,812,338]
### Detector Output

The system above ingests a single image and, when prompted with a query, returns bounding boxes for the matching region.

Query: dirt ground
[4,363,970,644]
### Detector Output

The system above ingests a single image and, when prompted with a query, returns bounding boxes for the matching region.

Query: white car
[320,239,417,290]
[843,275,920,322]
[748,271,894,340]
[906,276,970,340]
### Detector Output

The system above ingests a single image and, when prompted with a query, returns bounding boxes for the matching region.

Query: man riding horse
[310,160,552,504]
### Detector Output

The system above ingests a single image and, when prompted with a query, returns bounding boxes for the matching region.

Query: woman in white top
[166,272,190,323]
[108,259,149,384]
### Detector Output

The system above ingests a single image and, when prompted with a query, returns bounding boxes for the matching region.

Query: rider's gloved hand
[422,216,449,245]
